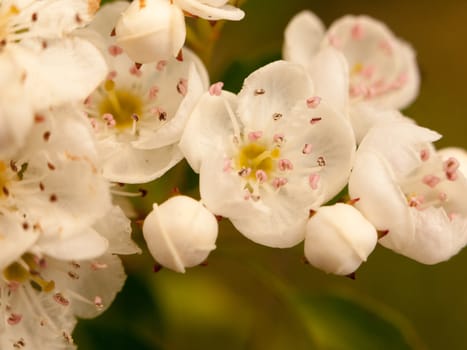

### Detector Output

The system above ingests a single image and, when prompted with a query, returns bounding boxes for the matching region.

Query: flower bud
[304,203,377,275]
[142,195,218,273]
[115,0,186,63]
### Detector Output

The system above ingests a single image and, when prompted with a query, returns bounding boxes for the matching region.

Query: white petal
[132,60,207,149]
[41,254,126,319]
[0,212,39,271]
[390,207,467,264]
[283,100,355,202]
[38,228,109,261]
[237,60,314,132]
[100,141,183,183]
[0,282,77,349]
[86,1,130,36]
[179,91,238,173]
[174,0,245,20]
[306,47,349,116]
[349,104,415,143]
[358,121,441,177]
[26,0,100,37]
[12,38,107,109]
[283,10,325,67]
[349,150,413,251]
[373,41,420,109]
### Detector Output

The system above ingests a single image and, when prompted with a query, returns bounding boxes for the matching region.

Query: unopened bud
[304,203,377,276]
[142,196,218,273]
[115,0,186,63]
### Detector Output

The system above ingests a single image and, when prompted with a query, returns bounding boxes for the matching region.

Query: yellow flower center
[3,254,55,292]
[98,80,143,130]
[235,142,280,181]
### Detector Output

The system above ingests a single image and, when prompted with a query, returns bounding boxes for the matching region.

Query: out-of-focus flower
[143,195,218,273]
[284,11,419,142]
[0,105,139,348]
[174,0,245,20]
[0,205,140,349]
[0,107,111,270]
[180,61,355,248]
[304,203,377,276]
[83,1,209,184]
[0,0,107,156]
[349,121,467,264]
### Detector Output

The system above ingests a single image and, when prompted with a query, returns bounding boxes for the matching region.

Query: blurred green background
[75,1,467,349]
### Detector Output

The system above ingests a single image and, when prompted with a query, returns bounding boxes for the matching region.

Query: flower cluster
[1,0,466,347]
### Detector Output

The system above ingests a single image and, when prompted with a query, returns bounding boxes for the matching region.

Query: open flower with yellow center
[0,206,140,349]
[284,12,420,142]
[349,121,467,264]
[0,106,139,348]
[82,1,209,184]
[0,107,112,272]
[0,0,107,156]
[180,61,355,248]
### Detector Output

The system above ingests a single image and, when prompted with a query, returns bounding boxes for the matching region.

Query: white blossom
[143,195,218,273]
[83,1,209,184]
[349,121,467,264]
[304,203,377,275]
[284,11,420,142]
[180,61,355,248]
[0,0,107,155]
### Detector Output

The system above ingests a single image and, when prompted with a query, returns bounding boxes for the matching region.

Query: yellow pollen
[235,142,280,181]
[351,62,363,76]
[9,5,20,15]
[98,87,143,130]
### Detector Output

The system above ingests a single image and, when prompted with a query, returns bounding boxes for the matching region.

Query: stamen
[255,170,267,183]
[308,173,320,190]
[248,131,262,141]
[422,175,440,188]
[53,293,70,306]
[7,313,22,325]
[223,158,232,173]
[444,157,459,173]
[156,60,167,71]
[148,85,159,99]
[209,82,223,96]
[91,262,108,271]
[310,117,322,125]
[272,112,283,121]
[108,45,123,56]
[238,167,251,177]
[94,296,104,310]
[254,88,265,96]
[317,156,326,167]
[420,148,430,161]
[351,23,364,40]
[272,177,287,189]
[302,144,313,154]
[176,78,188,96]
[278,159,293,171]
[306,96,321,109]
[273,133,284,144]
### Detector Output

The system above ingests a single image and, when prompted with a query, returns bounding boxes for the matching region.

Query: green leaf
[295,293,424,350]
